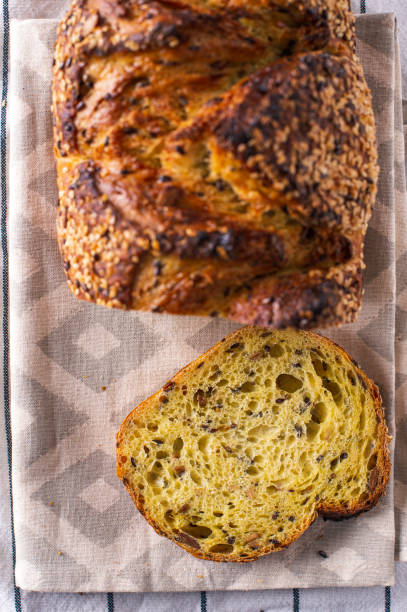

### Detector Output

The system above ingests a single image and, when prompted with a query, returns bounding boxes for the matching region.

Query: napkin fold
[7,14,405,591]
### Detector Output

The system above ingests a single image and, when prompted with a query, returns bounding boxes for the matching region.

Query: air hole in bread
[217,379,228,387]
[182,525,212,539]
[311,402,327,424]
[276,374,303,393]
[253,454,264,464]
[190,470,202,485]
[172,437,183,453]
[248,424,271,439]
[198,436,209,453]
[147,470,159,484]
[267,344,284,358]
[311,358,328,377]
[306,421,320,440]
[246,466,259,475]
[323,380,341,403]
[240,381,256,393]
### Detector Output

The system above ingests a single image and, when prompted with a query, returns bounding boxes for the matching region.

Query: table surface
[1,1,407,611]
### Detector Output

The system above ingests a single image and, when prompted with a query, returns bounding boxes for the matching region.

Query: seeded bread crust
[116,326,390,562]
[53,0,378,329]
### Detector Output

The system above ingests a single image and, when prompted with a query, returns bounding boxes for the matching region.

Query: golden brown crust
[53,0,378,328]
[116,326,390,562]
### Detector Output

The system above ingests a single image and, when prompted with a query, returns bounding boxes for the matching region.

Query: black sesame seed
[197,362,204,369]
[152,439,163,445]
[318,550,328,559]
[175,145,185,155]
[288,516,295,522]
[272,511,279,519]
[316,455,324,462]
[153,260,164,276]
[214,179,228,191]
[225,342,242,353]
[123,126,138,135]
[131,457,137,468]
[76,101,85,110]
[340,452,348,460]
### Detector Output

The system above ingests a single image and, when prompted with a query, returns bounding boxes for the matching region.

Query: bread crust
[53,0,378,328]
[116,326,390,562]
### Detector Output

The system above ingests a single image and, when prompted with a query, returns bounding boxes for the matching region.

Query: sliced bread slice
[116,326,390,562]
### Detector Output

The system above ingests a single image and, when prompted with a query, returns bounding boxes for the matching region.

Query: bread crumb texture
[117,327,390,562]
[53,0,378,329]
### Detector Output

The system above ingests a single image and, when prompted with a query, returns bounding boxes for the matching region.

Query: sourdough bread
[116,326,390,562]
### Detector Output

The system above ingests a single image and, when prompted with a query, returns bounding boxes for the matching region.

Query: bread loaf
[53,1,378,329]
[116,326,390,562]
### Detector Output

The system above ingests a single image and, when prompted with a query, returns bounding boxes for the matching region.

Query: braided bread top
[53,0,378,328]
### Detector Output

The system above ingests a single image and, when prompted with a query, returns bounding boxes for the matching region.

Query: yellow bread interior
[116,327,389,561]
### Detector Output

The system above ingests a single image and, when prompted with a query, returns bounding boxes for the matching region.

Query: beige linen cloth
[7,14,407,591]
